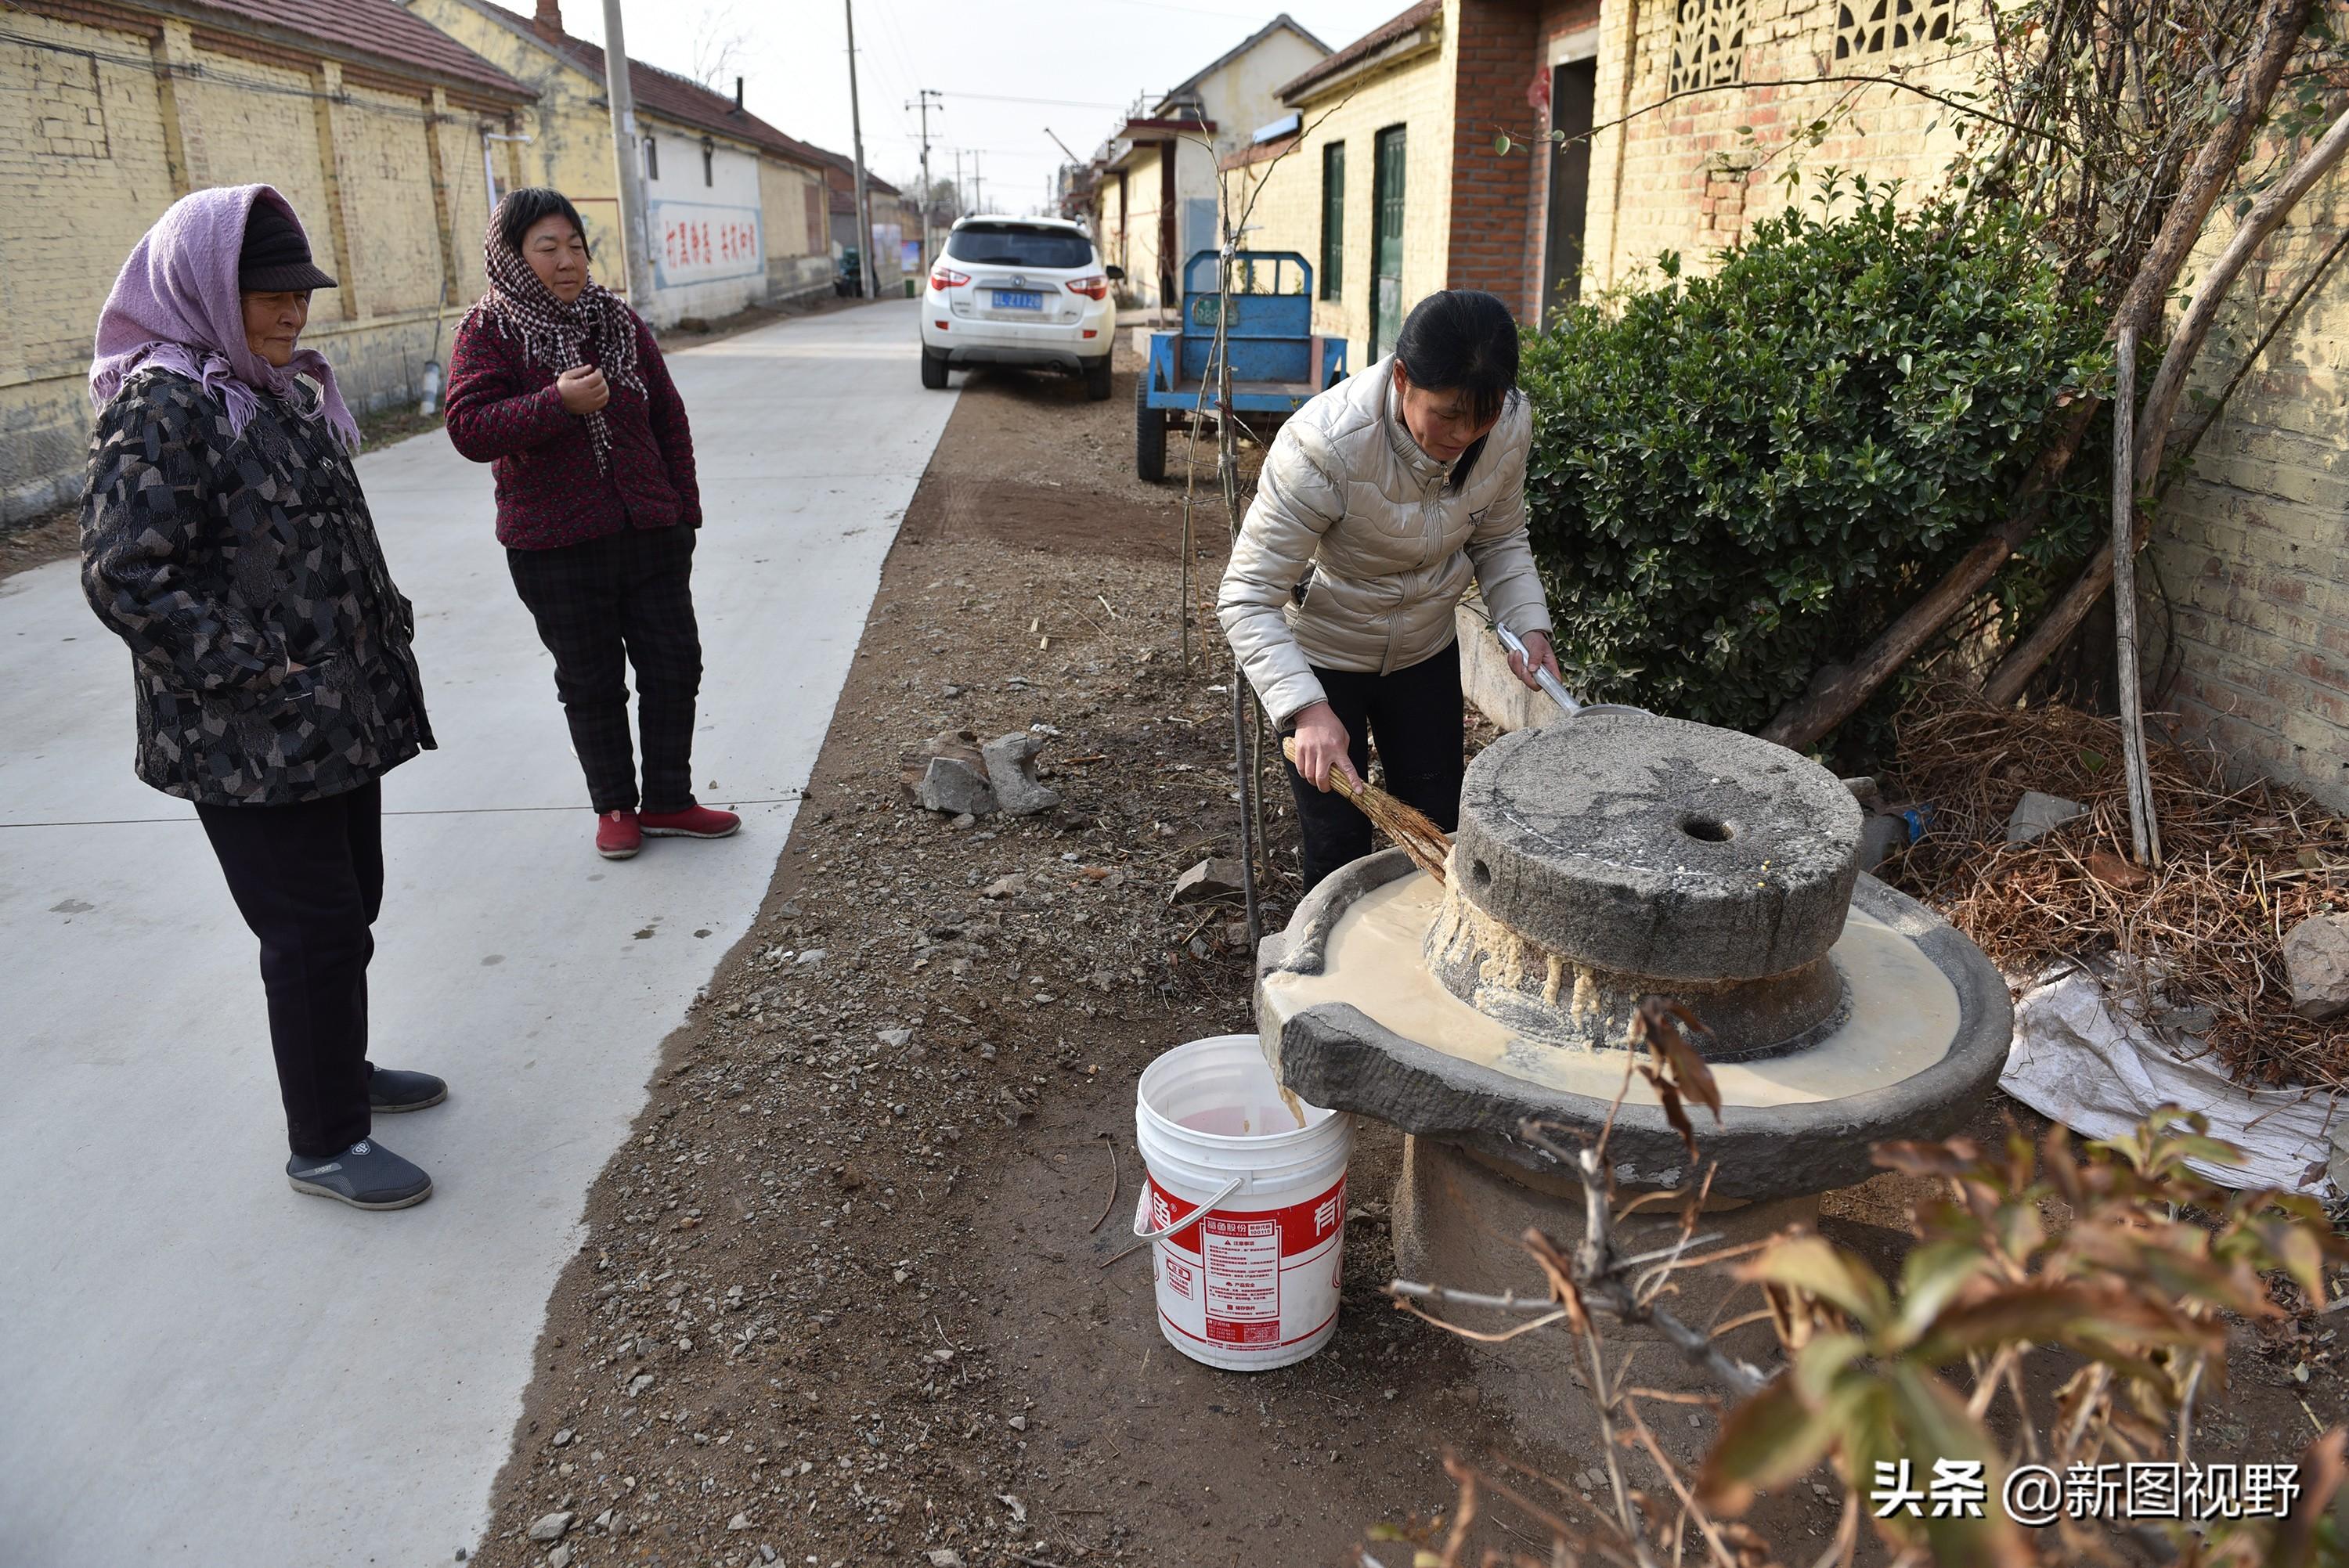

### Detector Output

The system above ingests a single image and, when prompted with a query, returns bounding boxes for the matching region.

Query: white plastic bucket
[1132,1034,1353,1371]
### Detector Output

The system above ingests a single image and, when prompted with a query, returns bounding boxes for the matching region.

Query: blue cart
[1135,250,1348,481]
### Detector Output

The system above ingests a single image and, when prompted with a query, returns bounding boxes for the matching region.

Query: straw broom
[1281,737,1452,883]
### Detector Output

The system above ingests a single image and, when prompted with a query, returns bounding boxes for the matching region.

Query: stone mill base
[1392,1136,1815,1451]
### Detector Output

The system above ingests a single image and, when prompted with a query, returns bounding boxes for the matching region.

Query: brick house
[1082,15,1331,308]
[1232,0,2349,809]
[0,0,535,521]
[816,155,912,294]
[410,0,836,325]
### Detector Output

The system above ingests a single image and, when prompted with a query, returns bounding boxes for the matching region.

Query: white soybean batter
[1259,872,1961,1110]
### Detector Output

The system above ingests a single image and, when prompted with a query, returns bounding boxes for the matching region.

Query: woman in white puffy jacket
[1218,290,1560,891]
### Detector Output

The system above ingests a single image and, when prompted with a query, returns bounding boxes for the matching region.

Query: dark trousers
[507,524,703,814]
[196,780,382,1159]
[1281,640,1467,892]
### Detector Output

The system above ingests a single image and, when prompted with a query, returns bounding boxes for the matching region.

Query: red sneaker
[639,803,742,840]
[596,809,643,860]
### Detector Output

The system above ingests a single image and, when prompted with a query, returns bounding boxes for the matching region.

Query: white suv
[919,216,1121,399]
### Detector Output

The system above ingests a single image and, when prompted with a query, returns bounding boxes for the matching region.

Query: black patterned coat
[81,368,435,806]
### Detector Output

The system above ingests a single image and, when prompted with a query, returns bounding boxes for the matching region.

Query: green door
[1370,125,1405,359]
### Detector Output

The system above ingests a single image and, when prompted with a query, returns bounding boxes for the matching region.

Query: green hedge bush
[1519,175,2110,739]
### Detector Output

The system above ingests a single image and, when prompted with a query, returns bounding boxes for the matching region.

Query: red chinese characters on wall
[659,212,761,277]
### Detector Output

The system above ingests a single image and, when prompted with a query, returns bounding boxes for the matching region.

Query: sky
[529,0,1413,212]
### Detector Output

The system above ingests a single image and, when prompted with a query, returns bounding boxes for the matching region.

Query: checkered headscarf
[465,204,646,470]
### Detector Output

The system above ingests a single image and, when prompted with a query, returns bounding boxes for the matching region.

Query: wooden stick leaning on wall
[2109,326,2162,867]
[1757,0,2318,752]
[1981,97,2349,707]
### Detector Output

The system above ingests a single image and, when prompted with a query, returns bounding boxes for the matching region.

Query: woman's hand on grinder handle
[1287,701,1360,792]
[556,366,609,415]
[1507,629,1561,691]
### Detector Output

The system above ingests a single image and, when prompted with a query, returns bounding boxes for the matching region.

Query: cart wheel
[921,349,949,390]
[1135,376,1167,481]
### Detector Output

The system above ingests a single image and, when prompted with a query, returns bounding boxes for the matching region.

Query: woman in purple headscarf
[81,184,442,1213]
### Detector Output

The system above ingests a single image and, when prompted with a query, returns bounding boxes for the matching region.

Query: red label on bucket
[1147,1181,1344,1258]
[1148,1173,1346,1358]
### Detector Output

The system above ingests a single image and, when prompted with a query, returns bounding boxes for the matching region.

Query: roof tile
[1277,0,1440,102]
[189,0,530,97]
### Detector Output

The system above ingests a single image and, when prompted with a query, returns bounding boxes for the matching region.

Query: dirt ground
[464,344,2349,1568]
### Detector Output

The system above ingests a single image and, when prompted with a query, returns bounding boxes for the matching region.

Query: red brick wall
[1523,0,1604,315]
[1447,0,1543,318]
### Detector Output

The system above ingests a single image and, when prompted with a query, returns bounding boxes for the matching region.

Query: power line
[936,88,1125,110]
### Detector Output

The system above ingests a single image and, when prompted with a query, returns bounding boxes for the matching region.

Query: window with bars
[1668,0,1748,96]
[1320,142,1344,302]
[1835,0,1954,59]
[645,135,659,181]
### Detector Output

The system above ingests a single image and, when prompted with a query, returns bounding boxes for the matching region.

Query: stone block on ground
[904,729,998,815]
[917,755,998,816]
[2284,913,2349,1021]
[1454,602,1550,734]
[2006,790,2087,844]
[982,730,1061,815]
[527,1511,574,1543]
[1170,857,1247,905]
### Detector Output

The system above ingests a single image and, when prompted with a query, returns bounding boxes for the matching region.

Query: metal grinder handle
[1493,619,1586,717]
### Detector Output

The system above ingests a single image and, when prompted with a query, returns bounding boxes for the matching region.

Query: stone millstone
[1448,715,1862,983]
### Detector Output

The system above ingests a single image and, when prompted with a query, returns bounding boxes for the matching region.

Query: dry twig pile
[1882,687,2349,1087]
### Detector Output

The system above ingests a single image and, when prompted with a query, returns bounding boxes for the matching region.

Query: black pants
[507,524,703,814]
[197,781,382,1159]
[1282,640,1466,892]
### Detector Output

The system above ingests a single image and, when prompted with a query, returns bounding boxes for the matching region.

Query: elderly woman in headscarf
[81,184,441,1212]
[444,186,734,863]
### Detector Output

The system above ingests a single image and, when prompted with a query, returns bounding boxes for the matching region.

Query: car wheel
[920,349,949,390]
[1135,374,1166,482]
[1084,354,1113,402]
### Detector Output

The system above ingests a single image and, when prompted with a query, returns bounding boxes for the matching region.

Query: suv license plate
[991,290,1044,310]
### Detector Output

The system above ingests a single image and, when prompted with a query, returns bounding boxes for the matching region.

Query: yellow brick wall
[1585,0,1972,288]
[1221,5,1457,366]
[0,11,520,522]
[179,48,330,224]
[1111,143,1165,304]
[433,104,493,301]
[0,14,180,394]
[334,81,457,315]
[1571,0,2349,806]
[407,0,630,272]
[759,156,832,304]
[2148,165,2349,807]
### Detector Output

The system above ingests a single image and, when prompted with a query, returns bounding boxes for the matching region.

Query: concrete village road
[0,299,951,1566]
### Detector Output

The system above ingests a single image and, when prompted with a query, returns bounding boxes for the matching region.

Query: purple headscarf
[88,184,360,452]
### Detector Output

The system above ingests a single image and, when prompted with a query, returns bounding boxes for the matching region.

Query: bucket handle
[1130,1176,1244,1245]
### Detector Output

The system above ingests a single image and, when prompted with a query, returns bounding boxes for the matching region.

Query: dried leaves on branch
[1882,687,2349,1088]
[1377,1007,2349,1566]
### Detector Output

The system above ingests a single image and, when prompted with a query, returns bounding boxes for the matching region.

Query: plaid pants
[507,524,702,814]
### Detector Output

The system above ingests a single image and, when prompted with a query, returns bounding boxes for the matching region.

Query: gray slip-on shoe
[286,1139,433,1210]
[368,1068,447,1113]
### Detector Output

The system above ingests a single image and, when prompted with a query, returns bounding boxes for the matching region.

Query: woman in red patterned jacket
[446,187,738,861]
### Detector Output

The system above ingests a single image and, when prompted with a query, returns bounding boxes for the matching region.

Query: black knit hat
[239,199,338,292]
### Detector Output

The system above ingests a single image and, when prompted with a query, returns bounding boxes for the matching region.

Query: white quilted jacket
[1217,357,1553,725]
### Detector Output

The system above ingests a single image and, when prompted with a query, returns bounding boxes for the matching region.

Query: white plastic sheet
[2003,967,2340,1195]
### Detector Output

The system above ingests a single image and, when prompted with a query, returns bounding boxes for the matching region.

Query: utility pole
[969,150,983,217]
[907,88,942,273]
[953,148,964,216]
[1044,126,1081,219]
[843,0,875,299]
[600,0,655,308]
